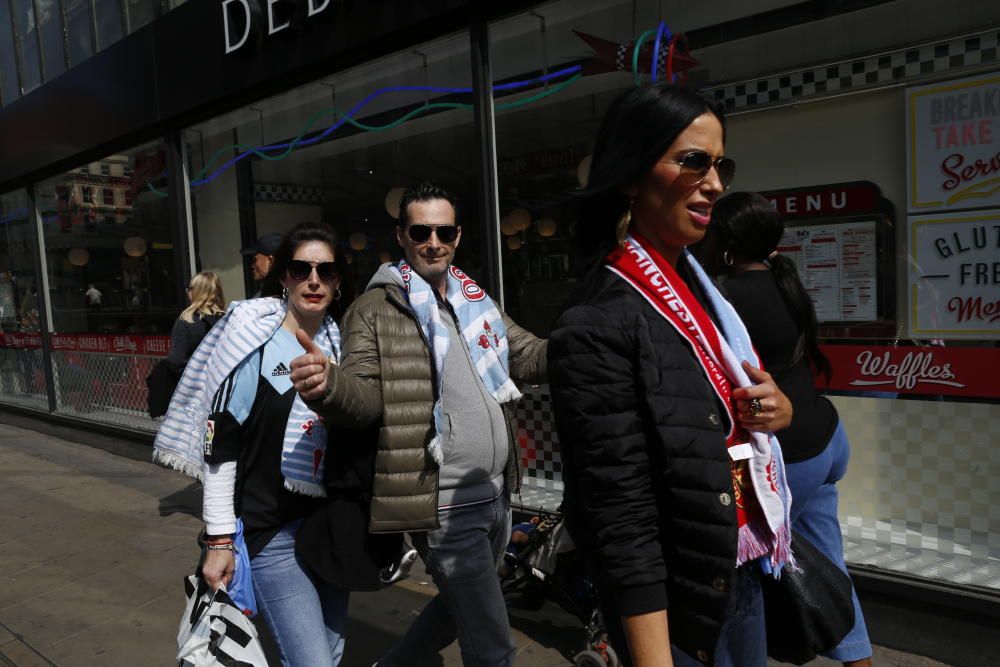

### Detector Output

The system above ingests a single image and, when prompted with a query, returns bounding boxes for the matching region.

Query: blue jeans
[380,494,515,667]
[250,519,350,667]
[671,566,767,667]
[785,421,872,662]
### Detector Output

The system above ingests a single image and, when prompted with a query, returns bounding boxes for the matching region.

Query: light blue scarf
[390,261,521,465]
[153,298,340,497]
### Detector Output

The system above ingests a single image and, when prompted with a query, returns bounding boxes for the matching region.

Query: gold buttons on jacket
[696,649,710,663]
[708,413,720,426]
[712,576,728,592]
[719,492,731,506]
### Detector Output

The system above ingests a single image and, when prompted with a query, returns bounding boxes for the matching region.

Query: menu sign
[907,211,1000,339]
[906,73,1000,212]
[778,221,878,322]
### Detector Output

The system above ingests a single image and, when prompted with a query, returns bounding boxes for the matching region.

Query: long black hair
[261,222,352,320]
[710,192,832,381]
[574,83,726,269]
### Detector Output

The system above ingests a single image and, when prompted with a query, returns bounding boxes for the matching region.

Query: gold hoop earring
[723,250,734,267]
[616,200,634,247]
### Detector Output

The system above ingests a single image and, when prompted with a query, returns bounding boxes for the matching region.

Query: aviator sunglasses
[287,259,339,283]
[661,151,736,190]
[406,224,459,244]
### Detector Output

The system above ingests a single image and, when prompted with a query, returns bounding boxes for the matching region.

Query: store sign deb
[907,211,1000,339]
[906,73,1000,212]
[221,0,335,54]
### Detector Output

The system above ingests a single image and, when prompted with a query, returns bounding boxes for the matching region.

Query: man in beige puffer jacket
[292,182,546,667]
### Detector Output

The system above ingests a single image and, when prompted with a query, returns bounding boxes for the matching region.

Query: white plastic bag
[176,575,268,667]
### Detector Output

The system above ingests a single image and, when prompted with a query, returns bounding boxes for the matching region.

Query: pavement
[0,421,956,667]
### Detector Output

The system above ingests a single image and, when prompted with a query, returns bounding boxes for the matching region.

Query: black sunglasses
[287,260,338,283]
[661,151,736,189]
[406,224,459,244]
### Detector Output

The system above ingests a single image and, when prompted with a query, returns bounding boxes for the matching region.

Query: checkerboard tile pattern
[512,387,999,590]
[254,183,325,204]
[832,396,999,589]
[703,29,999,112]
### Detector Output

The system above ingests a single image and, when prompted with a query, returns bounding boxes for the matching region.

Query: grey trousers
[381,494,515,667]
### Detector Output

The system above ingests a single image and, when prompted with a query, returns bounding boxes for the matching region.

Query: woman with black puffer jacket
[548,84,795,667]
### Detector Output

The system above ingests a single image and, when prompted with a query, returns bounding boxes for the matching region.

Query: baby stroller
[500,505,620,667]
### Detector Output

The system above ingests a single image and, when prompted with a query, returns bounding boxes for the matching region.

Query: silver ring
[749,398,763,416]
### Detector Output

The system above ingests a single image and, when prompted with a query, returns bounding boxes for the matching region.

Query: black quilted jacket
[548,267,739,665]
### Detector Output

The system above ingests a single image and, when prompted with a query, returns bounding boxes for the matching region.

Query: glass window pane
[185,31,479,303]
[0,189,48,409]
[93,0,123,48]
[35,141,182,426]
[10,0,43,93]
[64,0,94,67]
[36,0,66,80]
[126,0,157,32]
[0,1,21,104]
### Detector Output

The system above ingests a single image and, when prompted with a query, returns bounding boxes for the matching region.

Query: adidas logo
[272,362,291,377]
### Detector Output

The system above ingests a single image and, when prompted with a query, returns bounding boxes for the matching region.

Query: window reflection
[64,0,95,67]
[93,0,124,49]
[10,0,43,93]
[35,141,182,335]
[0,0,21,104]
[35,0,67,80]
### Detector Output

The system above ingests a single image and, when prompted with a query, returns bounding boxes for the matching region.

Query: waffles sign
[906,73,1000,212]
[907,212,1000,339]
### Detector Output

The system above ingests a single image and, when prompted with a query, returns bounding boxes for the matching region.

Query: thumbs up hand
[291,328,332,402]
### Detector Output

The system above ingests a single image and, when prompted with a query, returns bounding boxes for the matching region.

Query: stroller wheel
[604,644,619,667]
[574,650,607,667]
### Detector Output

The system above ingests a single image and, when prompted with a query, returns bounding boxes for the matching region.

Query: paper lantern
[509,208,531,232]
[384,187,407,219]
[123,236,147,257]
[505,236,522,251]
[536,218,557,238]
[577,154,593,187]
[349,232,368,251]
[500,217,517,236]
[67,247,89,267]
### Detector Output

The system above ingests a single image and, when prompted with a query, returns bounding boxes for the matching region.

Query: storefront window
[490,0,667,336]
[0,189,47,409]
[33,141,179,427]
[127,0,159,32]
[185,31,480,303]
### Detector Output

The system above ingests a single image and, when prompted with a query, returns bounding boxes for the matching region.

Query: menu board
[777,220,878,322]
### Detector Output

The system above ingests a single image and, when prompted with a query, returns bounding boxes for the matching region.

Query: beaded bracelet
[206,542,235,551]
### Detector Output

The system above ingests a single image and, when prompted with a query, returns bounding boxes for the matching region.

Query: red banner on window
[0,333,171,356]
[818,344,1000,399]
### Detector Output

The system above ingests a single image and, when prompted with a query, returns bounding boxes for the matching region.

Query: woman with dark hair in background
[548,83,795,667]
[700,192,873,667]
[154,222,350,667]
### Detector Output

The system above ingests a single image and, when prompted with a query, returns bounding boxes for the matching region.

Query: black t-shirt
[722,270,838,463]
[204,330,322,557]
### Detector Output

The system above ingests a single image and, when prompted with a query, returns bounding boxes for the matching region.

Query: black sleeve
[164,318,192,373]
[203,351,260,465]
[549,305,668,616]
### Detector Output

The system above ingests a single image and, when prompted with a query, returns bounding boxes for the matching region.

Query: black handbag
[145,359,180,418]
[761,531,856,665]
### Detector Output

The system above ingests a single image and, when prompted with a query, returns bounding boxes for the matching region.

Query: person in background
[163,271,226,376]
[85,283,102,310]
[242,232,284,296]
[154,222,350,667]
[548,83,794,667]
[699,191,873,667]
[289,182,547,667]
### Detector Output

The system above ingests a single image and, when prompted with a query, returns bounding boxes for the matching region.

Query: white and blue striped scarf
[153,298,340,497]
[391,261,521,465]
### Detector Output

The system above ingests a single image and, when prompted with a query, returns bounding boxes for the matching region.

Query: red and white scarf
[607,233,793,570]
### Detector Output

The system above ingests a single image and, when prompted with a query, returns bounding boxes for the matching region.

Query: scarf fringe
[427,435,445,466]
[495,385,523,405]
[282,478,327,498]
[735,519,774,567]
[152,450,204,481]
